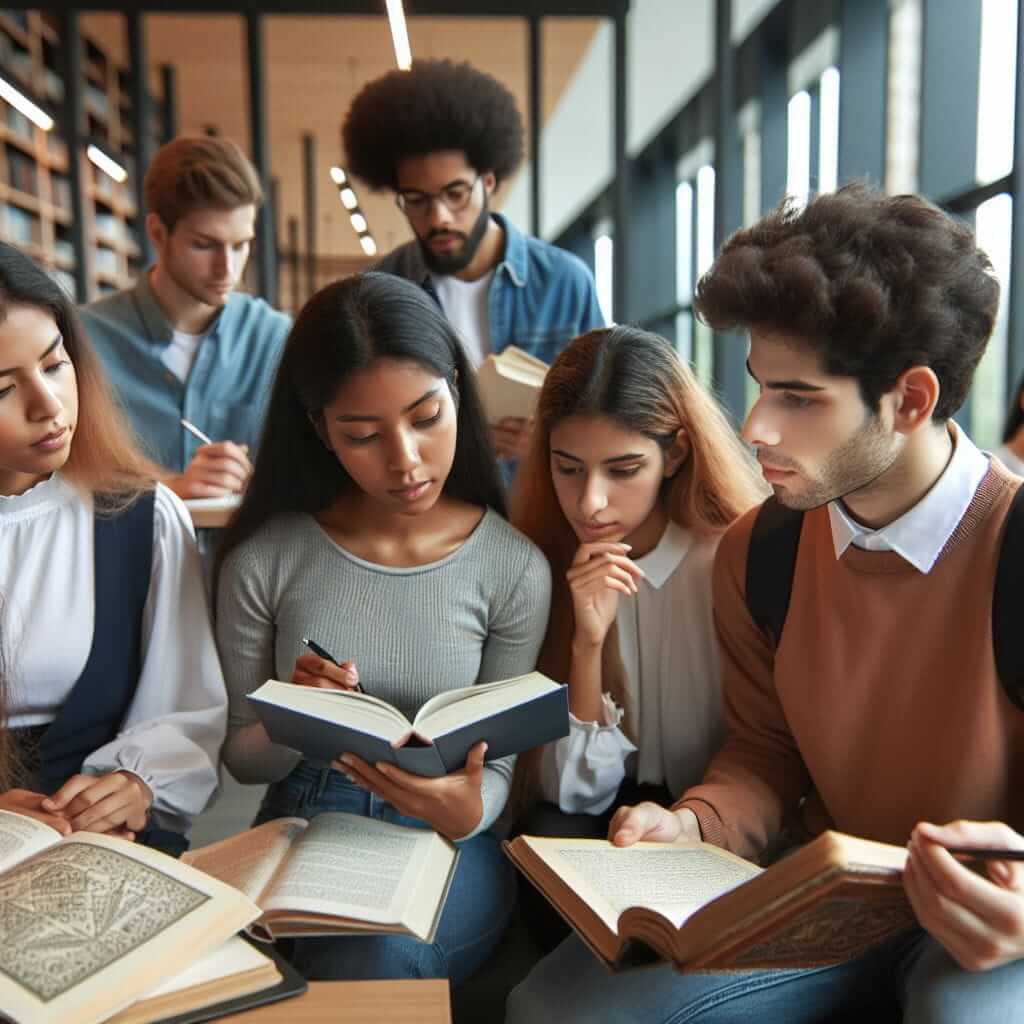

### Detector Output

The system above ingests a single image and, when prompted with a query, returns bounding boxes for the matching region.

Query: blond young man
[81,137,290,500]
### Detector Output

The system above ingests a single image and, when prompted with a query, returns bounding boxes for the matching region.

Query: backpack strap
[745,497,805,648]
[993,482,1024,710]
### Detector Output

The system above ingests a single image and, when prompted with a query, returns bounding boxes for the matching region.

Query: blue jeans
[254,760,515,986]
[506,927,1024,1023]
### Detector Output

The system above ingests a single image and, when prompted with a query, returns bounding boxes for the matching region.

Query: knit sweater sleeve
[672,507,811,859]
[468,532,552,837]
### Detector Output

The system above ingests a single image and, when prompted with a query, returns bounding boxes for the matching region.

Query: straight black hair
[215,272,505,578]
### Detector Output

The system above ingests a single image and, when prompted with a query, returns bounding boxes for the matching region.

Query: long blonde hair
[508,326,765,814]
[0,243,156,509]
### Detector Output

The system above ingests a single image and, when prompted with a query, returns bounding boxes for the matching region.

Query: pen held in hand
[944,847,1024,861]
[301,636,366,695]
[180,418,215,446]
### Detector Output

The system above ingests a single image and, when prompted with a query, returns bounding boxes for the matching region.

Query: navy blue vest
[36,491,187,855]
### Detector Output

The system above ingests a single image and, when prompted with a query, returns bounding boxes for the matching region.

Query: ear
[482,171,497,197]
[146,212,168,251]
[890,366,940,436]
[663,428,691,479]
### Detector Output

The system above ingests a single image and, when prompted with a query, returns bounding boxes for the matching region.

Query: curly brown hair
[694,183,1001,420]
[341,59,525,191]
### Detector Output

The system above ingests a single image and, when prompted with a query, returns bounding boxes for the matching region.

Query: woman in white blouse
[509,326,765,847]
[0,243,226,854]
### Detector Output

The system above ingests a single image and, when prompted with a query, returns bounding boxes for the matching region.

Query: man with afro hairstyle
[508,183,1024,1022]
[342,59,603,460]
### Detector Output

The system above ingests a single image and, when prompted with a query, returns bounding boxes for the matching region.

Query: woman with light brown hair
[0,241,225,852]
[509,326,764,851]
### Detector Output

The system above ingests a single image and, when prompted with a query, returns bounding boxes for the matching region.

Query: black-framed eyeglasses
[396,175,481,217]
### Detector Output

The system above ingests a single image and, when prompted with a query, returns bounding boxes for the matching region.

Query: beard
[418,199,491,275]
[773,411,901,511]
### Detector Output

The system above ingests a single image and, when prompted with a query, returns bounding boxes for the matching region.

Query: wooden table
[218,979,451,1023]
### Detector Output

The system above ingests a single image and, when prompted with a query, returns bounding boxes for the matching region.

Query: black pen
[301,636,365,694]
[945,847,1024,861]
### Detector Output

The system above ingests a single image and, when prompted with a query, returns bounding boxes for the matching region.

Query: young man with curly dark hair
[342,59,604,460]
[508,183,1024,1023]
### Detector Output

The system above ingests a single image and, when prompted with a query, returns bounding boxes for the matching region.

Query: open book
[184,494,242,529]
[0,810,259,1024]
[107,936,282,1024]
[247,670,569,777]
[183,813,459,943]
[505,830,916,971]
[475,345,548,422]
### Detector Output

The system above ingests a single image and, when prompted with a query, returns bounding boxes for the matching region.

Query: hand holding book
[338,740,488,841]
[608,800,702,847]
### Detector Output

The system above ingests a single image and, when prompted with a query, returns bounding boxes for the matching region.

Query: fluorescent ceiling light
[360,235,378,256]
[0,76,53,131]
[87,144,128,183]
[330,165,347,185]
[350,212,367,233]
[386,0,412,71]
[339,187,358,210]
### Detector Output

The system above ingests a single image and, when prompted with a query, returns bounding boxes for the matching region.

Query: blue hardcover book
[247,671,569,777]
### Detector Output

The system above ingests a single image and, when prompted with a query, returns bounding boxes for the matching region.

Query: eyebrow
[0,333,63,377]
[334,387,441,423]
[190,231,254,244]
[745,359,827,392]
[550,449,648,465]
[399,178,471,195]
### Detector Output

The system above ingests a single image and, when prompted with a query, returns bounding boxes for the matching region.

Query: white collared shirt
[539,520,724,814]
[0,474,227,833]
[827,423,990,574]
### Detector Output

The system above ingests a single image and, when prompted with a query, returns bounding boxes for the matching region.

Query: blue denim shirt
[375,214,605,366]
[80,273,291,473]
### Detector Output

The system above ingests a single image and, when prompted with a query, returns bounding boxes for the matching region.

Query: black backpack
[744,485,1024,710]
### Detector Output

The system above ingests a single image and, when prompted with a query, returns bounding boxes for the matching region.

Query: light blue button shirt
[80,272,291,473]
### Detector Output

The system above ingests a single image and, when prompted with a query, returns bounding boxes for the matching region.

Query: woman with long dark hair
[215,272,551,984]
[0,242,225,851]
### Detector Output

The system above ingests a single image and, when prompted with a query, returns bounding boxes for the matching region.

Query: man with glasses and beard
[342,59,604,461]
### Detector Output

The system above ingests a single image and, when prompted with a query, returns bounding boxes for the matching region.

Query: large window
[976,0,1017,186]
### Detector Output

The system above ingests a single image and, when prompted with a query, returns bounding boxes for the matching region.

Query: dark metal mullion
[303,133,316,301]
[712,0,746,419]
[1006,0,1024,408]
[808,83,820,196]
[126,11,152,263]
[160,64,177,144]
[837,0,887,187]
[58,10,89,302]
[528,14,542,238]
[246,11,275,303]
[612,7,628,322]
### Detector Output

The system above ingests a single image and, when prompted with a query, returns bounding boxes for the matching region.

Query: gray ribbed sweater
[216,508,552,833]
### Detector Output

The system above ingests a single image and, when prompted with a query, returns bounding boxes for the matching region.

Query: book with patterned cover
[504,830,915,972]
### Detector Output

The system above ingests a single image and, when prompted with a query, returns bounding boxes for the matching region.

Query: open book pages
[475,345,548,422]
[0,811,260,1024]
[106,937,280,1024]
[507,831,914,972]
[183,813,459,944]
[249,671,560,742]
[246,671,569,777]
[520,836,760,943]
[183,493,242,529]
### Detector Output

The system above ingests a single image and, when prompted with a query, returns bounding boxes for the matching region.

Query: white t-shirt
[161,328,206,382]
[433,271,494,368]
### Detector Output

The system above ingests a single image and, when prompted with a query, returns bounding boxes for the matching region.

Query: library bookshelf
[0,9,166,300]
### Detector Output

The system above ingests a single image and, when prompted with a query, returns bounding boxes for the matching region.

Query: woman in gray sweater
[214,272,551,986]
